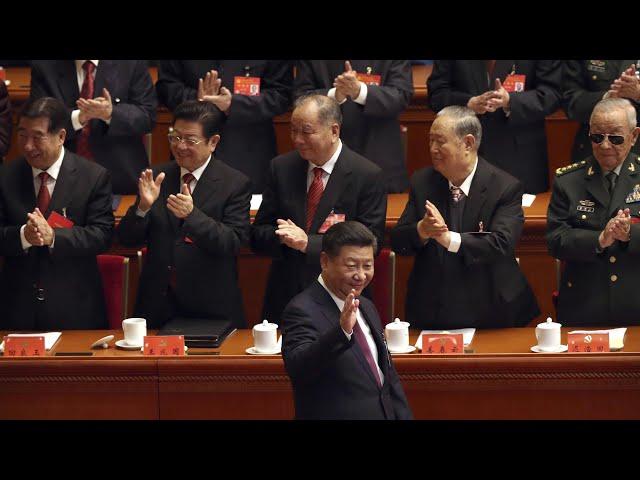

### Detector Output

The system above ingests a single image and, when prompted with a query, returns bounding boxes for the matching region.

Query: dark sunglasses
[589,133,626,145]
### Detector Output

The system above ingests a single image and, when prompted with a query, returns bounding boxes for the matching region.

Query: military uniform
[547,153,640,326]
[563,60,640,163]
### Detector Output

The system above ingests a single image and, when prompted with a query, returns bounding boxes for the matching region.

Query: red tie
[306,167,324,232]
[182,173,195,195]
[352,319,382,388]
[77,61,96,160]
[37,172,51,214]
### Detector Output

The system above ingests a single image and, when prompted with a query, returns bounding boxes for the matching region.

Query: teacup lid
[254,319,278,331]
[537,316,561,329]
[386,317,410,330]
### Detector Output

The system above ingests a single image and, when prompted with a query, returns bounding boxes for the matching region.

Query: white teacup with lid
[385,318,410,352]
[535,317,562,351]
[253,320,279,353]
[122,317,147,347]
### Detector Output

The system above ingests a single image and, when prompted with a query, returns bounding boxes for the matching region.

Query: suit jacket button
[610,256,616,263]
[581,215,587,220]
[611,274,618,282]
[567,281,572,287]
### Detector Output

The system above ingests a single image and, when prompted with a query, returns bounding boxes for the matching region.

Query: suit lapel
[94,60,117,98]
[461,158,490,233]
[162,164,182,234]
[310,281,382,389]
[609,154,640,217]
[310,147,352,234]
[494,60,515,84]
[18,159,36,214]
[48,150,77,217]
[191,158,221,210]
[291,156,309,228]
[57,61,79,104]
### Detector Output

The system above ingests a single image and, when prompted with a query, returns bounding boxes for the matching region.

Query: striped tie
[306,167,324,232]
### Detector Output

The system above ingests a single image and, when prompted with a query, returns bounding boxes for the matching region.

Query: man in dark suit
[294,60,413,193]
[118,101,251,328]
[282,221,412,420]
[0,80,11,161]
[29,60,157,194]
[251,94,387,324]
[156,60,293,193]
[563,60,640,163]
[428,60,562,194]
[547,98,640,326]
[391,106,539,329]
[0,97,114,330]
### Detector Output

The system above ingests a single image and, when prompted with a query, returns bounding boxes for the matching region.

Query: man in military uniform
[563,60,640,163]
[547,98,640,326]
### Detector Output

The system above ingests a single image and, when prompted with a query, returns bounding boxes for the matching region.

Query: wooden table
[1,327,639,420]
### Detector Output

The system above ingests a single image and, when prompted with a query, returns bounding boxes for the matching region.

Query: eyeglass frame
[167,133,206,146]
[588,133,627,146]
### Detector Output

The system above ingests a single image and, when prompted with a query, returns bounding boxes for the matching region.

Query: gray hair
[436,105,482,149]
[591,97,637,130]
[294,94,342,127]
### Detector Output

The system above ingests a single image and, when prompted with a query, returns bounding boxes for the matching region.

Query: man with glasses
[0,97,114,330]
[547,98,640,326]
[251,94,386,324]
[118,100,251,328]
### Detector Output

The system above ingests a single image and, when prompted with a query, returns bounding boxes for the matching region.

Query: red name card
[47,211,74,228]
[421,334,464,355]
[234,76,261,96]
[4,336,46,356]
[355,73,381,86]
[568,333,610,353]
[502,74,526,93]
[143,335,185,356]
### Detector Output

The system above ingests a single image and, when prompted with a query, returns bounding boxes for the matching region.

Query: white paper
[0,332,62,353]
[415,328,476,350]
[568,328,627,349]
[522,194,536,207]
[251,194,263,211]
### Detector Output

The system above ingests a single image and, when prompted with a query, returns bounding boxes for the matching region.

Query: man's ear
[464,134,476,151]
[320,251,329,270]
[209,134,221,151]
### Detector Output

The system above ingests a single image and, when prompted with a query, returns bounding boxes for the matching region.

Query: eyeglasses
[589,133,626,146]
[17,132,50,144]
[167,134,204,146]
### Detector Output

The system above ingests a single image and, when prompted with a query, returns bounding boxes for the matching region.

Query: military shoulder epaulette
[556,160,588,176]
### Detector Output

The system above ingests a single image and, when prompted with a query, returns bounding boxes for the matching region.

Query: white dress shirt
[318,274,384,385]
[307,140,342,191]
[446,156,479,253]
[20,147,65,250]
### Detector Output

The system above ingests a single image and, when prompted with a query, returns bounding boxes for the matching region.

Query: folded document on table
[568,328,627,350]
[415,328,476,350]
[0,332,62,353]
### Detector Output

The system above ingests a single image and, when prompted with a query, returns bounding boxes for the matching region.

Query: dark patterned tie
[450,185,464,203]
[306,167,324,232]
[76,61,96,160]
[606,171,617,197]
[182,173,195,195]
[37,172,50,213]
[352,319,382,388]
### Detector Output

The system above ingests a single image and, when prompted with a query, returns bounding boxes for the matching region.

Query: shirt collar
[317,274,346,312]
[180,154,212,182]
[448,155,478,197]
[75,60,99,71]
[308,139,342,176]
[32,147,65,181]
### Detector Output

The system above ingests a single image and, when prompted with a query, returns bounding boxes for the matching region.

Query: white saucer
[246,346,281,355]
[389,345,416,354]
[115,339,143,350]
[531,344,568,353]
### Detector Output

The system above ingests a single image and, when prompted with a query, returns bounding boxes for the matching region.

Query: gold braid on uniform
[555,160,588,176]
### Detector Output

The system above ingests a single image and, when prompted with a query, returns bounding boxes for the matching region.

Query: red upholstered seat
[97,254,130,329]
[371,248,396,326]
